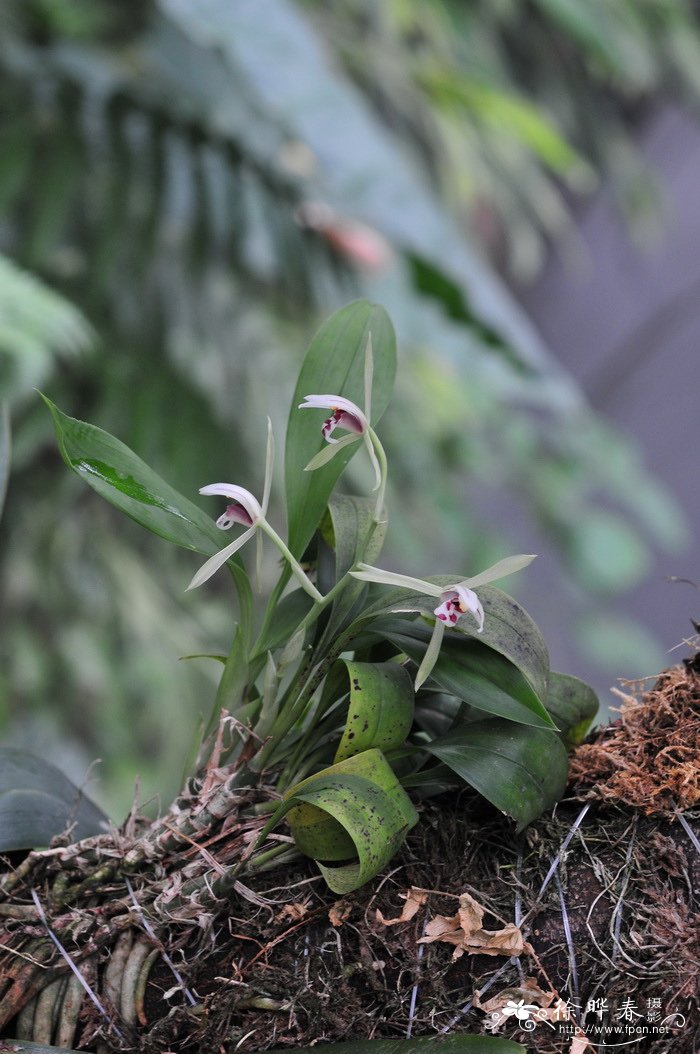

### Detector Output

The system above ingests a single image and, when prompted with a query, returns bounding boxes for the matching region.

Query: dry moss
[569,662,700,813]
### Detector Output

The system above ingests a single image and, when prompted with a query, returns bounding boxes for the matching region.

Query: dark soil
[140,665,699,1054]
[3,666,699,1053]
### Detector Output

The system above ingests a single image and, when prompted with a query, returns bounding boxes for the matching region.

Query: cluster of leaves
[12,302,597,901]
[0,0,688,810]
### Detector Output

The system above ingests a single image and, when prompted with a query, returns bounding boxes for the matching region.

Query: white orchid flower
[350,554,536,689]
[298,335,385,512]
[188,421,322,600]
[298,394,368,446]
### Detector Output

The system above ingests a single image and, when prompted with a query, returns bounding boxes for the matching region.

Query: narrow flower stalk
[351,553,536,688]
[188,420,322,601]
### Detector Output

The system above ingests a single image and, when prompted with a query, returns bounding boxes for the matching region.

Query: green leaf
[4,1043,83,1054]
[252,588,314,658]
[364,583,549,705]
[0,749,108,851]
[266,1037,524,1054]
[285,301,396,558]
[42,396,222,555]
[376,619,554,729]
[318,493,388,648]
[270,749,418,893]
[546,671,599,745]
[334,660,414,762]
[423,720,568,828]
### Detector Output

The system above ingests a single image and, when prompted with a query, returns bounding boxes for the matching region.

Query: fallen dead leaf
[274,902,308,924]
[477,977,556,1018]
[418,891,530,960]
[328,899,353,927]
[375,887,428,927]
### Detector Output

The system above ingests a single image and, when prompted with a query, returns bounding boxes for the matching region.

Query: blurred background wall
[0,0,697,816]
[516,101,700,693]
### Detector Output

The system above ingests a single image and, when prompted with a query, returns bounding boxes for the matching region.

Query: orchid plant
[44,301,598,894]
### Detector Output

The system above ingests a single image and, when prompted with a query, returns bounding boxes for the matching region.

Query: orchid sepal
[352,564,443,597]
[187,526,257,591]
[350,555,536,685]
[304,432,360,471]
[414,618,445,691]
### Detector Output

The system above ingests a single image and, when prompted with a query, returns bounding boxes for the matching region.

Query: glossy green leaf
[363,582,549,705]
[0,749,108,851]
[42,396,222,555]
[334,660,414,762]
[266,1037,523,1054]
[546,671,599,745]
[423,719,568,828]
[270,749,418,893]
[377,620,554,729]
[285,301,396,558]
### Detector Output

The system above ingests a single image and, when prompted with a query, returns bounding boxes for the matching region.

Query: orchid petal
[440,585,484,633]
[351,564,443,597]
[216,503,253,529]
[363,331,374,421]
[415,618,445,691]
[304,433,359,471]
[461,554,536,590]
[262,417,275,516]
[199,483,263,524]
[186,527,256,591]
[298,394,368,436]
[298,394,367,418]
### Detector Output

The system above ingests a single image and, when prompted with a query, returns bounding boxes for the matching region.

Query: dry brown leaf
[477,977,556,1017]
[375,887,428,927]
[418,891,530,960]
[275,902,308,923]
[328,899,353,927]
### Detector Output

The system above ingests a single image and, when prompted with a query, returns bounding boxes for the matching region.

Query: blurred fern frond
[0,253,93,403]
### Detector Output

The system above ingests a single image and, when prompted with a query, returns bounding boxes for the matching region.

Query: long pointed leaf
[285,301,396,558]
[266,1038,523,1054]
[377,620,554,729]
[423,719,568,828]
[42,396,222,555]
[362,583,549,705]
[318,493,388,648]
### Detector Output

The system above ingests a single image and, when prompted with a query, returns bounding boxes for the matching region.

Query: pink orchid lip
[299,394,368,444]
[322,407,365,443]
[199,483,263,527]
[216,502,254,530]
[434,584,484,633]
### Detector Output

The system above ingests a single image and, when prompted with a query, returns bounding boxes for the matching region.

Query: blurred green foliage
[0,0,693,814]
